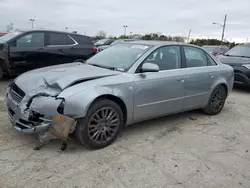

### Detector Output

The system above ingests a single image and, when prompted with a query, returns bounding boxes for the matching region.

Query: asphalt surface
[0,81,250,188]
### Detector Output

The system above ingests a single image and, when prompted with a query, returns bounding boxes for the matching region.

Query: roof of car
[126,40,202,48]
[202,45,228,48]
[23,29,88,37]
[127,40,176,45]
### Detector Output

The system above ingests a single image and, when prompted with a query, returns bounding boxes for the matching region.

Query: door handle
[177,78,185,83]
[209,73,214,79]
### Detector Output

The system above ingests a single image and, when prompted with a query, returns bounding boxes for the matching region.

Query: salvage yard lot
[0,81,250,188]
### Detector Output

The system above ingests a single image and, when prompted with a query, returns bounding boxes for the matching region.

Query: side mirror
[141,62,159,73]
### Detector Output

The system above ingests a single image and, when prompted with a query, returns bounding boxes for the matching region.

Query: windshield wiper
[90,63,118,71]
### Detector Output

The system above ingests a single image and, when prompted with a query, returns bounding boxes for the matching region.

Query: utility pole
[123,25,128,36]
[187,29,191,43]
[130,32,133,38]
[65,27,68,32]
[30,18,35,29]
[213,14,227,45]
[221,14,227,45]
[207,36,209,45]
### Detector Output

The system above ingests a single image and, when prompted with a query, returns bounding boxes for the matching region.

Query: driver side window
[143,46,181,71]
[15,32,44,47]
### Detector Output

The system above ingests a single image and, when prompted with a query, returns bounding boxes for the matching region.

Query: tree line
[93,31,240,48]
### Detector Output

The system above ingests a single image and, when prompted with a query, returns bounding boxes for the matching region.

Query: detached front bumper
[5,91,52,133]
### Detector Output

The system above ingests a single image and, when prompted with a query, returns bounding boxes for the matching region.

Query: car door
[133,45,186,122]
[46,32,76,65]
[8,32,45,74]
[182,46,218,110]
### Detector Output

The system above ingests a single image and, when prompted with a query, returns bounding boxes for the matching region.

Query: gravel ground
[0,81,250,188]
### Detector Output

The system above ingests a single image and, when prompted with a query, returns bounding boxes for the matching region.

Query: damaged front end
[5,80,76,147]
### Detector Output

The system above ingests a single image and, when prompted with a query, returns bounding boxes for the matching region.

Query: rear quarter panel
[210,63,234,96]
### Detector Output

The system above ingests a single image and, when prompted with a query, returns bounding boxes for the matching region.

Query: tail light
[92,46,97,53]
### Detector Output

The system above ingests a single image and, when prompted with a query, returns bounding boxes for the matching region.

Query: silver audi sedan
[5,41,234,149]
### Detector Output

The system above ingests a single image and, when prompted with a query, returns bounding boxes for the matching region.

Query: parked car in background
[202,45,229,56]
[5,41,234,149]
[0,30,97,79]
[98,39,139,52]
[0,32,8,37]
[94,39,116,47]
[217,43,250,87]
[92,40,99,43]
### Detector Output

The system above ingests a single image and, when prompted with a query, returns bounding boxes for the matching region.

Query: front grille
[9,83,25,104]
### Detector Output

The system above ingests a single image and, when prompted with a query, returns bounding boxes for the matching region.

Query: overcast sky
[0,0,250,42]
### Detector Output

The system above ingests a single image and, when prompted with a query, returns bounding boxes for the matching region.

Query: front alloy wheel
[75,99,123,149]
[88,107,120,144]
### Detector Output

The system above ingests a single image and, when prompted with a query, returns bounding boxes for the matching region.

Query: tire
[0,66,3,80]
[75,99,124,149]
[203,85,227,115]
[74,59,85,63]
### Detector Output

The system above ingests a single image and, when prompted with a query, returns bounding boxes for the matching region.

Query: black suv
[0,30,97,79]
[218,43,250,87]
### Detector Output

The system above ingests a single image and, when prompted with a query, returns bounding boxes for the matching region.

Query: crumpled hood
[217,55,250,66]
[15,62,120,93]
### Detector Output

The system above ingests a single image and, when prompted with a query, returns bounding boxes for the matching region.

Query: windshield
[0,32,21,43]
[87,43,151,71]
[202,46,217,53]
[110,40,122,46]
[111,39,137,46]
[225,45,250,57]
[95,39,109,45]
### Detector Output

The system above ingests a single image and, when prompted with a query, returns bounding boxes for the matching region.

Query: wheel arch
[210,77,229,96]
[90,94,128,125]
[219,83,228,95]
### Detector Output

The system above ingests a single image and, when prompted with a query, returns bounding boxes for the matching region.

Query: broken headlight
[57,99,65,115]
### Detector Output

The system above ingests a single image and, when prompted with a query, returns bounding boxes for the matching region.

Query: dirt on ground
[0,81,250,188]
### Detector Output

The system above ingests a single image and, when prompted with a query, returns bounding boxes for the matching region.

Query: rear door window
[206,54,217,66]
[184,46,208,67]
[48,33,75,45]
[71,35,93,45]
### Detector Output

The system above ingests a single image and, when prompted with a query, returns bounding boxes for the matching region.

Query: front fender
[59,85,133,120]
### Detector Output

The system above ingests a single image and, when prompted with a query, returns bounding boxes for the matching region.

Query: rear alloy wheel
[203,85,227,115]
[75,99,123,149]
